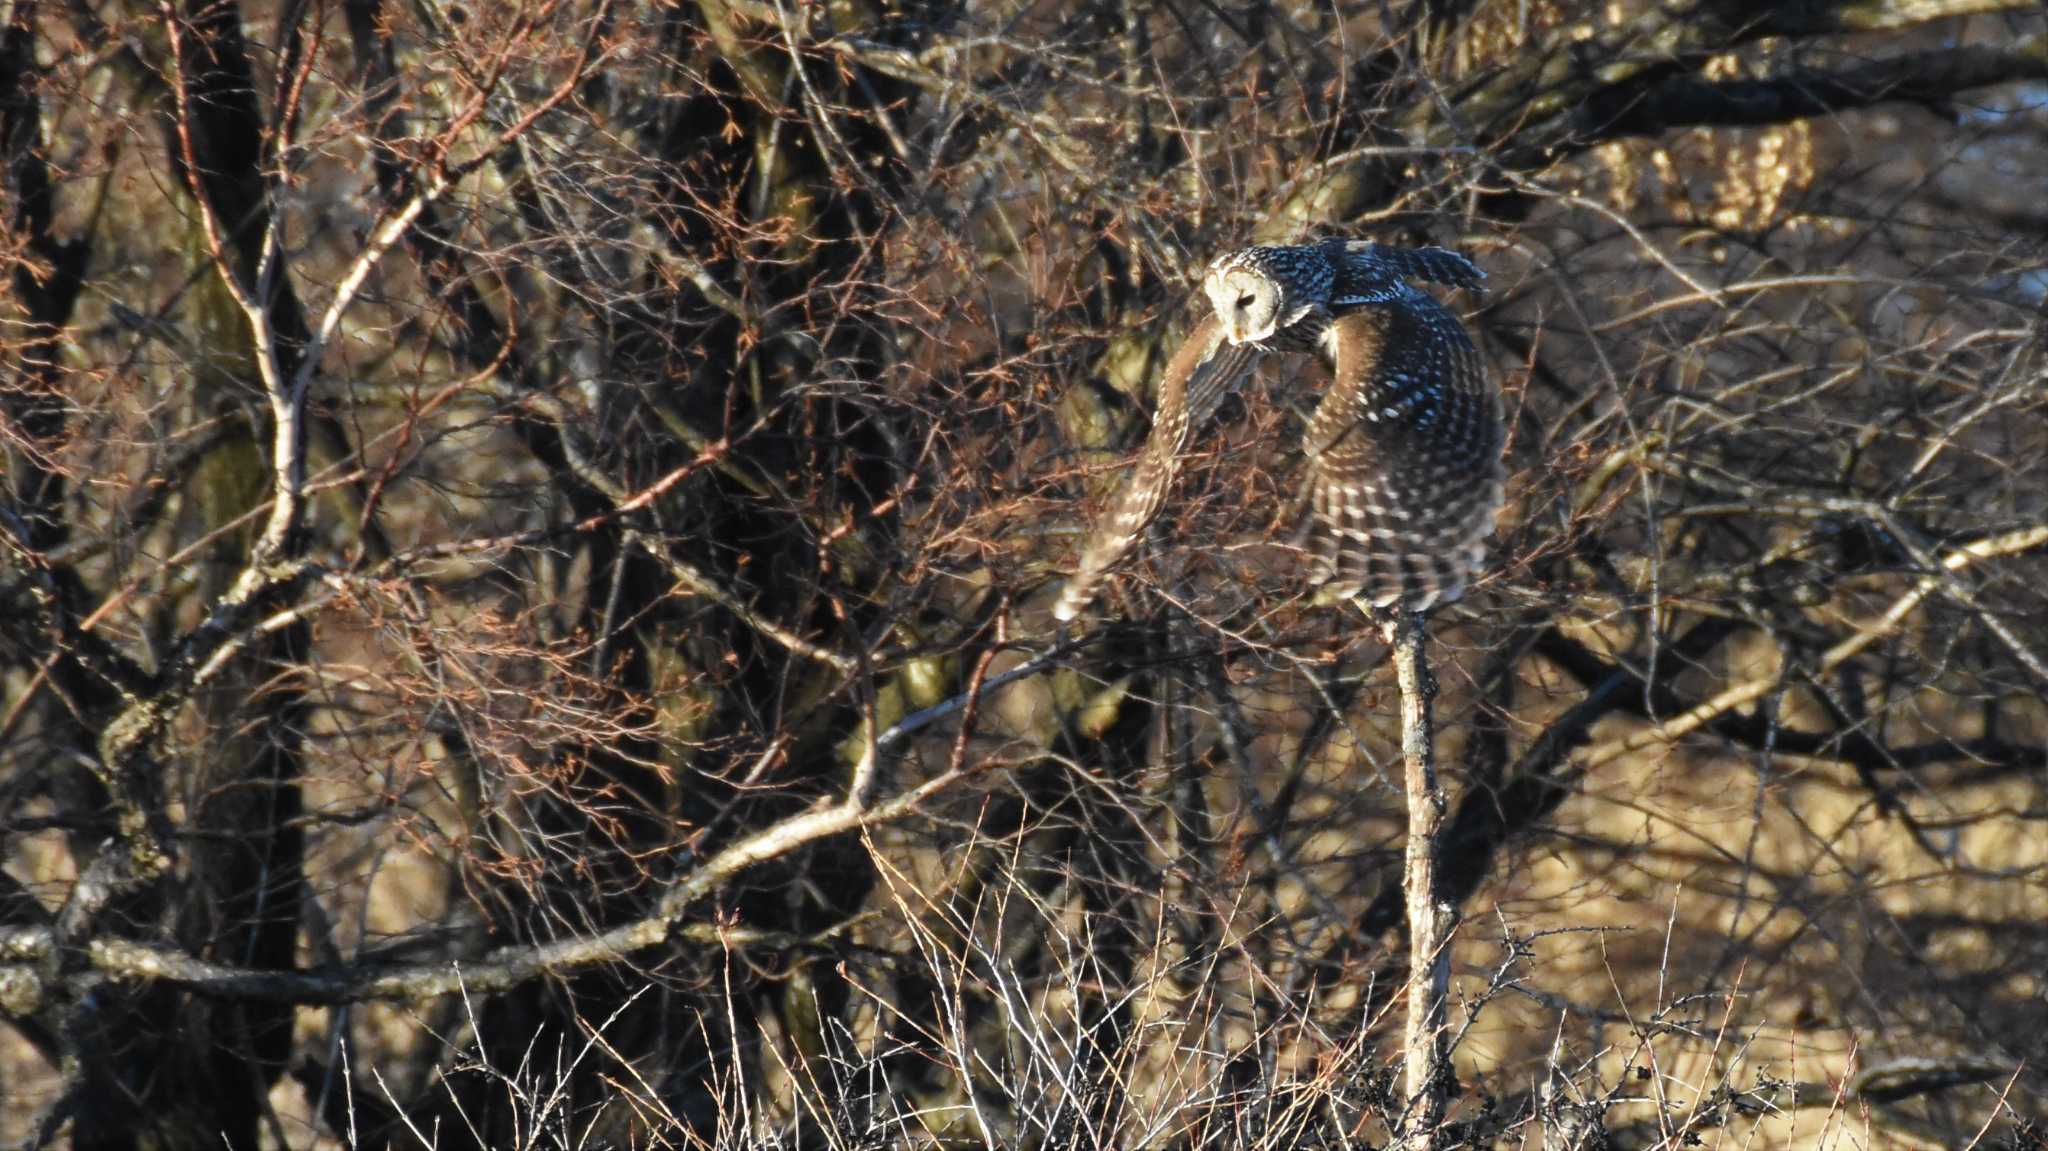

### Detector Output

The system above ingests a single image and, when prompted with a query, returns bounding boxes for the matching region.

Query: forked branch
[1383,607,1454,1149]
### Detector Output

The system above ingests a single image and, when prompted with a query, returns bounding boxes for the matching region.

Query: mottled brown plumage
[1053,314,1261,622]
[1053,241,1501,621]
[1304,295,1502,610]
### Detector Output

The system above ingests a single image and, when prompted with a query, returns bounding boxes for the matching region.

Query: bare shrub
[3,1,2045,1147]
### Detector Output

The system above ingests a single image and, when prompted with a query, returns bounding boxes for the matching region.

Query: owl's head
[1202,245,1331,345]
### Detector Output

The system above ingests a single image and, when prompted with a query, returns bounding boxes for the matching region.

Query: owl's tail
[1310,467,1503,614]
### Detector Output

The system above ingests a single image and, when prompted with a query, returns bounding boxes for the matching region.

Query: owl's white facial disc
[1205,265,1282,345]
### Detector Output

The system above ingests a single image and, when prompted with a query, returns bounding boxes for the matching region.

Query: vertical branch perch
[1384,607,1453,1148]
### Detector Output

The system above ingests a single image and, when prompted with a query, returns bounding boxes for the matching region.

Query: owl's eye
[1236,293,1256,310]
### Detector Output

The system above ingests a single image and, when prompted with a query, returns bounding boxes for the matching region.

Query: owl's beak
[1203,272,1249,345]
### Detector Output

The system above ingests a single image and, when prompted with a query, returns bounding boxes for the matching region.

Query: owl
[1052,239,1502,622]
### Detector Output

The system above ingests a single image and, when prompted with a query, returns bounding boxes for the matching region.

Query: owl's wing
[1302,293,1504,612]
[1327,241,1486,305]
[1054,313,1263,622]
